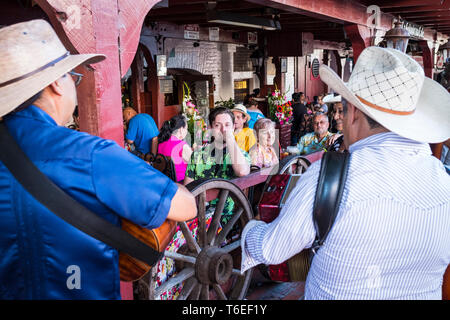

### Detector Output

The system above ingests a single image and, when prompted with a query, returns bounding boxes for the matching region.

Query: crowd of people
[120,89,348,188]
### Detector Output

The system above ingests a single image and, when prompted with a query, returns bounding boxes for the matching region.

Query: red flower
[277,105,282,112]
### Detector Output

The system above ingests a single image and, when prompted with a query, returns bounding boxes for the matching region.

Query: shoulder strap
[311,151,350,253]
[0,122,164,267]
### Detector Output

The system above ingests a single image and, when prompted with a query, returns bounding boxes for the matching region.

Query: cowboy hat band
[356,95,415,116]
[0,20,105,118]
[319,46,450,143]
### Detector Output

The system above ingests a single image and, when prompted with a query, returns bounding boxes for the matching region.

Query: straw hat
[0,20,105,117]
[231,103,251,122]
[319,46,450,143]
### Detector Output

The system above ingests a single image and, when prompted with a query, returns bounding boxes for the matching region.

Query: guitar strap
[311,150,350,254]
[0,121,164,267]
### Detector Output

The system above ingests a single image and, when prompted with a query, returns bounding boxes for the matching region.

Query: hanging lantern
[384,18,410,53]
[250,49,265,71]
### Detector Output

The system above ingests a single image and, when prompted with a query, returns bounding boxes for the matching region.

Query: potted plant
[182,82,206,148]
[267,86,293,149]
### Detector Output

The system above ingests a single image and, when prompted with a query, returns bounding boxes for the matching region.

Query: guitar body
[119,219,177,282]
[258,174,307,282]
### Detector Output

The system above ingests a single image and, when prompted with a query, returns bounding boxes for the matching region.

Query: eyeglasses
[68,71,83,87]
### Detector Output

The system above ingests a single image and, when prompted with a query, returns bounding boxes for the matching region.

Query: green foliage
[214,97,235,109]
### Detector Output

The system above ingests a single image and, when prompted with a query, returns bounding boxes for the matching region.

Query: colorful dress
[296,131,334,155]
[249,143,279,168]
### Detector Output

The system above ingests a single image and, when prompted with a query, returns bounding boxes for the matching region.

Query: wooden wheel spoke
[164,250,196,265]
[179,222,201,254]
[213,284,227,300]
[207,189,230,245]
[221,240,241,253]
[189,283,202,300]
[232,268,242,276]
[230,269,253,300]
[177,277,198,300]
[154,267,195,297]
[214,207,243,246]
[200,284,209,300]
[197,191,207,248]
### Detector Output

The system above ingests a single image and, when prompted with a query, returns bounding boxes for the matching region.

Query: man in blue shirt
[123,107,159,155]
[0,20,197,299]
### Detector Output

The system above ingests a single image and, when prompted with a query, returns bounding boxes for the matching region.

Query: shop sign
[184,24,200,40]
[209,27,220,41]
[401,21,424,39]
[248,32,258,45]
[159,77,173,94]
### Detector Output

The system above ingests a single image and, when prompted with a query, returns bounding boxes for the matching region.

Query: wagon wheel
[277,154,311,175]
[146,178,254,300]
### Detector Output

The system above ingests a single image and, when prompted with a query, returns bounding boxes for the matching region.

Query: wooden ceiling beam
[382,5,450,13]
[407,17,450,23]
[245,0,393,30]
[375,0,445,8]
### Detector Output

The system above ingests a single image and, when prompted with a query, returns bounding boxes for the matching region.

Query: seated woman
[157,115,192,183]
[246,99,265,129]
[231,104,256,153]
[249,118,279,169]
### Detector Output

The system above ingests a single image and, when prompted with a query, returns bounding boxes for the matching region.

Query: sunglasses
[68,71,83,87]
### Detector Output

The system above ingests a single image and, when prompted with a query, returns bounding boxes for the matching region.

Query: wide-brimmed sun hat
[231,103,251,122]
[0,19,105,117]
[319,46,450,143]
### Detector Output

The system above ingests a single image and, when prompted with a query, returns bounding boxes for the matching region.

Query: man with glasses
[0,20,197,299]
[289,112,336,155]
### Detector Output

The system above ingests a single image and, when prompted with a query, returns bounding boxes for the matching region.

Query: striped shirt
[241,132,450,299]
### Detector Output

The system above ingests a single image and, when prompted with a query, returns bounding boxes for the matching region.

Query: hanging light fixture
[250,48,265,72]
[384,17,410,53]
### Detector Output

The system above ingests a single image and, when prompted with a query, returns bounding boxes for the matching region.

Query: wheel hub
[195,246,233,285]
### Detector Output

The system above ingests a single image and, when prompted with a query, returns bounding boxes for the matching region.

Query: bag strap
[311,151,350,253]
[0,122,164,266]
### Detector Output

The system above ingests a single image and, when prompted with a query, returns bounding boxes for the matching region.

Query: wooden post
[418,40,434,78]
[344,24,372,63]
[131,49,145,114]
[35,0,160,145]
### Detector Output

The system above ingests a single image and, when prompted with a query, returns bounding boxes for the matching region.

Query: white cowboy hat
[0,19,105,118]
[319,46,450,143]
[231,103,251,122]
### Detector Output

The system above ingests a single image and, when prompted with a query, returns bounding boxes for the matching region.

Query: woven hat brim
[231,108,251,122]
[319,64,450,144]
[0,53,105,117]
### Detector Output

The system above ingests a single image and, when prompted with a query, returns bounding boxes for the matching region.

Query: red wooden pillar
[344,24,372,63]
[131,49,146,114]
[35,0,160,145]
[418,40,443,159]
[418,40,434,78]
